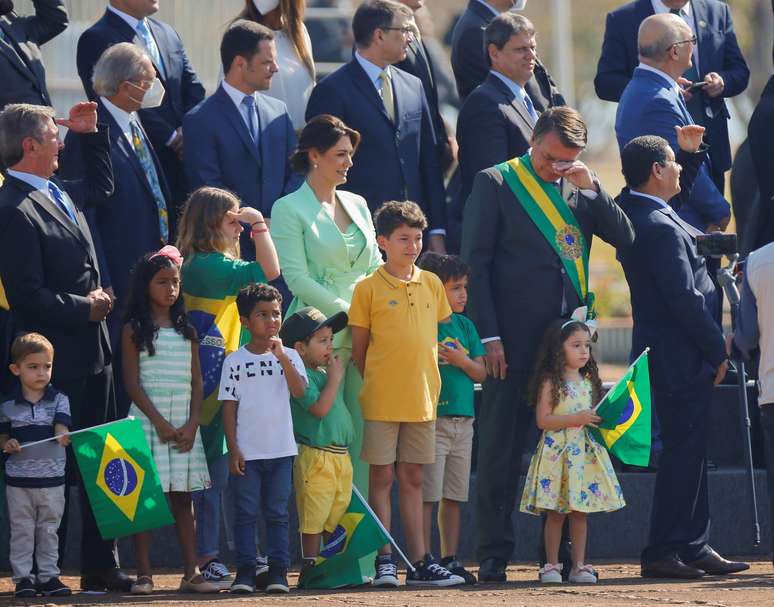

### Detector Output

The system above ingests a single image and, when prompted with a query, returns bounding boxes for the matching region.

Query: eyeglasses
[381,26,413,37]
[670,34,697,49]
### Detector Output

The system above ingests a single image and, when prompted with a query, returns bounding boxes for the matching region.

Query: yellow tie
[379,70,395,123]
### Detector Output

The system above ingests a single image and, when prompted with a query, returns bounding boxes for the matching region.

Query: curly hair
[527,319,602,410]
[123,253,197,356]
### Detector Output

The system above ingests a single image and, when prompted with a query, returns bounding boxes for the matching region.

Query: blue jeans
[231,456,293,568]
[192,454,230,560]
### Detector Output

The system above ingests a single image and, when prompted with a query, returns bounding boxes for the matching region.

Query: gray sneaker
[201,558,233,590]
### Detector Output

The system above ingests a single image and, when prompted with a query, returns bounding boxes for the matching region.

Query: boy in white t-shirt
[219,284,307,595]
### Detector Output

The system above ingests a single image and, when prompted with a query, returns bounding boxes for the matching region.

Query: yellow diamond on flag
[95,432,145,521]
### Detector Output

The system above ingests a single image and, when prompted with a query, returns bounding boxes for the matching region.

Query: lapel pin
[699,20,707,28]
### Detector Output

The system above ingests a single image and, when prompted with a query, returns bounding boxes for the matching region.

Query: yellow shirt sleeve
[347,278,372,329]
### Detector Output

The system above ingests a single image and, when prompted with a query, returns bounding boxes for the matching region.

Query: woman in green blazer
[271,115,382,494]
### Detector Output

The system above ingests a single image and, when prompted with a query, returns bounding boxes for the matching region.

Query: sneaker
[372,554,399,588]
[406,554,465,587]
[569,564,597,584]
[201,558,233,590]
[440,556,477,585]
[297,558,316,589]
[130,576,154,595]
[540,563,563,584]
[255,555,270,589]
[265,566,289,594]
[230,565,256,594]
[38,577,72,596]
[179,573,219,594]
[15,578,36,598]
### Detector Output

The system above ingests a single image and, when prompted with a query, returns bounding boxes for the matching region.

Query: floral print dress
[520,379,625,515]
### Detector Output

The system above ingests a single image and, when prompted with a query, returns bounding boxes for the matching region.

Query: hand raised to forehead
[56,102,98,134]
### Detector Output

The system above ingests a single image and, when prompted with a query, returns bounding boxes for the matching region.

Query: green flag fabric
[71,418,174,539]
[591,350,652,467]
[299,489,389,589]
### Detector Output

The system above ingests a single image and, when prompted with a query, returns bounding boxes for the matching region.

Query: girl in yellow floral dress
[520,319,625,584]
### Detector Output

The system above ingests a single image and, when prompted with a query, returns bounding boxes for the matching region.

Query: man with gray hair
[614,12,730,233]
[456,12,562,213]
[60,41,171,420]
[0,101,134,592]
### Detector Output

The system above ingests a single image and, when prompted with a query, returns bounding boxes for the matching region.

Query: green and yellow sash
[496,153,595,317]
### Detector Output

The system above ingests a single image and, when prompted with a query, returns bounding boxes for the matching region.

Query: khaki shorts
[294,445,353,534]
[422,416,474,502]
[361,420,436,465]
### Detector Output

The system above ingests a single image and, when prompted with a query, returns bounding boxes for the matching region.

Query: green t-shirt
[437,313,486,417]
[291,366,355,448]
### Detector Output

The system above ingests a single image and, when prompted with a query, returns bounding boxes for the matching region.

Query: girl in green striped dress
[122,246,217,595]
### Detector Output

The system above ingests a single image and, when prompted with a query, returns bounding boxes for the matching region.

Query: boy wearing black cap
[279,307,354,582]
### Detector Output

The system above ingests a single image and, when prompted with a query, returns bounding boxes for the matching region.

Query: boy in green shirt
[417,253,487,585]
[279,307,353,582]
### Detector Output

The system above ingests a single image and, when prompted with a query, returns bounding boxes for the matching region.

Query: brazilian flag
[591,349,652,467]
[299,488,389,589]
[71,418,174,539]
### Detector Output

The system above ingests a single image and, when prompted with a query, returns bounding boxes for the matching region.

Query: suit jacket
[60,101,170,306]
[270,181,382,350]
[456,72,545,207]
[0,0,67,109]
[617,190,725,391]
[449,0,565,107]
[0,129,113,381]
[305,59,446,231]
[461,167,634,372]
[595,0,749,174]
[748,75,774,250]
[615,67,729,229]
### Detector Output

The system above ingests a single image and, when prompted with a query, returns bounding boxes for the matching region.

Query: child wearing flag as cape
[520,319,625,584]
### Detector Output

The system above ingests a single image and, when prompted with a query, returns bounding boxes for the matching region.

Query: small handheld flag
[71,418,174,539]
[591,349,652,467]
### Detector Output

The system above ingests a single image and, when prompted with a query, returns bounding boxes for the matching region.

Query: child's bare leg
[568,511,588,568]
[544,511,567,565]
[396,462,425,562]
[438,498,461,558]
[301,533,322,559]
[369,464,394,555]
[422,502,435,554]
[133,532,152,578]
[169,492,197,579]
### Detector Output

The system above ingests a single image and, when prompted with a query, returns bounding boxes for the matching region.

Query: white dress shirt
[100,96,138,147]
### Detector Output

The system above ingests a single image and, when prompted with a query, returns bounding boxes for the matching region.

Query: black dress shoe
[641,554,705,579]
[686,548,750,575]
[103,568,135,592]
[478,557,507,583]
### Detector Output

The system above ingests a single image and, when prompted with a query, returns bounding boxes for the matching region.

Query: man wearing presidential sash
[461,107,634,581]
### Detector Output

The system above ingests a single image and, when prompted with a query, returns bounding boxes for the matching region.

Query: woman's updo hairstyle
[290,114,361,174]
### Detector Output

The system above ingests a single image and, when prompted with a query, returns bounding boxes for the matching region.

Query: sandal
[179,573,220,594]
[131,576,154,595]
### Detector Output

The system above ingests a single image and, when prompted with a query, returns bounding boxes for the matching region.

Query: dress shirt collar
[221,79,258,112]
[629,188,669,208]
[100,96,137,142]
[637,62,682,94]
[6,169,49,195]
[490,69,529,101]
[107,4,142,30]
[474,0,500,17]
[355,51,390,90]
[651,0,692,19]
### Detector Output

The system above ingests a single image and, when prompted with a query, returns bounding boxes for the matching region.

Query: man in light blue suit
[183,19,301,260]
[615,12,730,232]
[305,0,446,252]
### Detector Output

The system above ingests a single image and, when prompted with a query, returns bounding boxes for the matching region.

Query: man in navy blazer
[618,134,748,579]
[305,0,446,252]
[184,19,300,261]
[77,0,205,227]
[596,0,749,192]
[615,13,730,232]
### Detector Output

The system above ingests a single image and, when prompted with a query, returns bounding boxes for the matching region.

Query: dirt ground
[1,561,774,607]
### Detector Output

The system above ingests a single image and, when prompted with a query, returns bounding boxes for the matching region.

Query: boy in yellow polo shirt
[349,201,462,588]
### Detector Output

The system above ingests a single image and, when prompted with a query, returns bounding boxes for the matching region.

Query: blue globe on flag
[103,457,139,497]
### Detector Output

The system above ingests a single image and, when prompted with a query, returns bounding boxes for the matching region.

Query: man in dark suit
[617,134,748,579]
[0,101,134,592]
[461,106,634,582]
[456,12,560,210]
[77,0,205,230]
[184,19,299,261]
[61,42,171,416]
[0,0,67,110]
[615,13,730,232]
[747,71,774,250]
[306,0,446,251]
[595,0,749,192]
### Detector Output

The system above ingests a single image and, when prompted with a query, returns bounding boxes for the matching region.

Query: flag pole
[593,347,649,411]
[352,484,416,572]
[17,417,133,450]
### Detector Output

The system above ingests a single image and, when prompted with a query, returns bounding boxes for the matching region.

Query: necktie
[136,19,165,78]
[130,120,169,243]
[523,92,539,122]
[241,95,260,147]
[379,70,395,123]
[47,181,77,224]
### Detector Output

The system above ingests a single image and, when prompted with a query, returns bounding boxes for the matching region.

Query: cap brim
[320,311,349,335]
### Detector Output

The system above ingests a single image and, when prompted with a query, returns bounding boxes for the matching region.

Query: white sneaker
[200,559,233,590]
[569,564,597,584]
[539,563,563,583]
[372,556,399,588]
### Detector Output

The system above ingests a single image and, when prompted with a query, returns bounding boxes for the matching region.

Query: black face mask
[0,1,14,17]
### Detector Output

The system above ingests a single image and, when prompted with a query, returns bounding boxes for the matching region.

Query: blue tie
[136,19,165,78]
[242,95,260,148]
[130,120,169,243]
[47,181,77,224]
[523,92,539,122]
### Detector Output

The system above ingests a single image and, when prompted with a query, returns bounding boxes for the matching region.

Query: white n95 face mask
[139,77,166,109]
[511,0,527,10]
[253,0,280,15]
